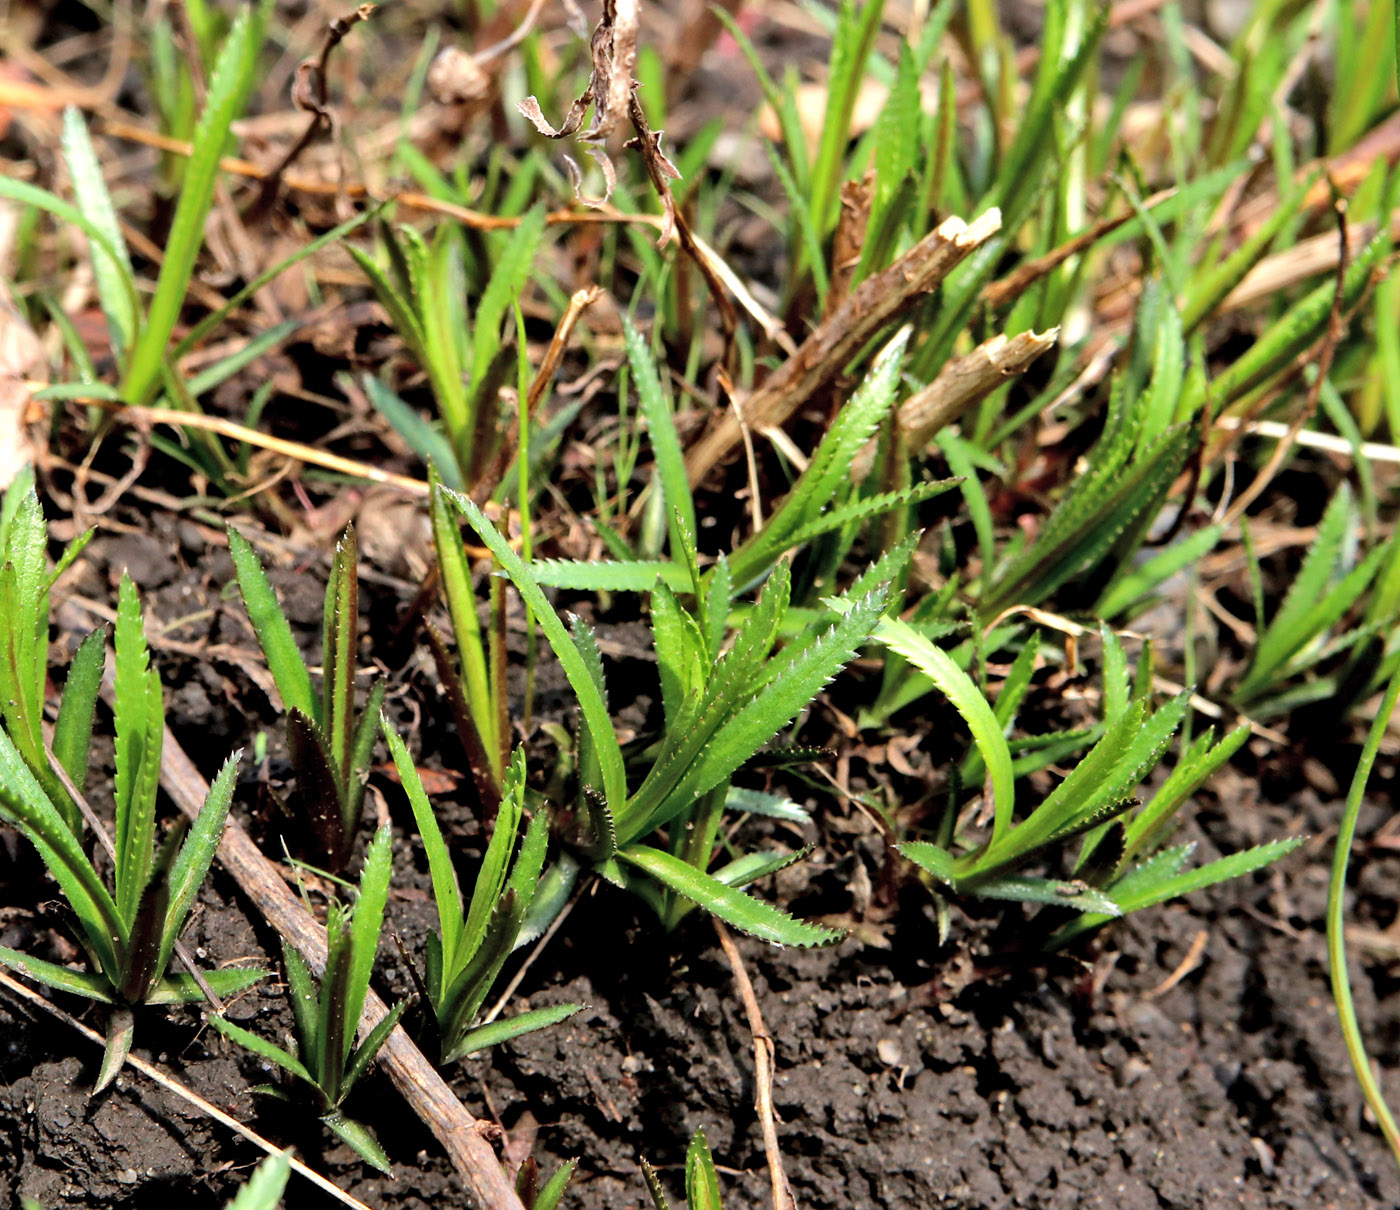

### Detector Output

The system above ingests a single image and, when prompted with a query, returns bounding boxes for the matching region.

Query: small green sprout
[642,1128,724,1210]
[0,575,264,1090]
[227,523,385,873]
[515,1156,578,1210]
[888,622,1304,942]
[0,467,100,836]
[350,207,546,493]
[210,825,402,1174]
[448,486,906,949]
[382,724,582,1064]
[223,1151,291,1210]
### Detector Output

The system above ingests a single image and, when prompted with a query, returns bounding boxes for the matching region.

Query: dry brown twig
[517,0,742,360]
[471,284,604,502]
[144,717,528,1210]
[245,3,377,223]
[30,389,433,496]
[684,208,1004,486]
[0,969,372,1210]
[713,920,795,1210]
[851,328,1060,480]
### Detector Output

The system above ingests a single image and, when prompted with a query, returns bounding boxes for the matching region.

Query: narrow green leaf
[147,965,268,1004]
[0,178,141,345]
[0,731,123,973]
[322,525,360,789]
[157,751,239,976]
[346,825,392,1044]
[971,875,1121,916]
[444,1001,583,1061]
[122,5,261,404]
[685,1128,724,1210]
[900,840,956,885]
[113,575,163,924]
[342,1000,406,1092]
[430,473,498,775]
[626,317,695,554]
[52,626,106,791]
[323,1112,393,1175]
[448,489,626,816]
[533,1157,579,1210]
[95,1007,135,1093]
[60,107,136,357]
[226,526,317,720]
[472,205,547,390]
[223,1151,291,1210]
[363,375,463,490]
[618,844,840,947]
[383,720,462,962]
[527,559,692,592]
[209,1014,315,1085]
[1096,525,1223,618]
[0,945,114,1001]
[730,328,909,587]
[878,618,1015,842]
[633,583,887,840]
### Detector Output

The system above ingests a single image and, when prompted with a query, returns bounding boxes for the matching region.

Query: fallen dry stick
[683,208,1003,487]
[154,725,527,1210]
[852,327,1059,480]
[29,390,431,496]
[713,920,795,1210]
[0,969,373,1210]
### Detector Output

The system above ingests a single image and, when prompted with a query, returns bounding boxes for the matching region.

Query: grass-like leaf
[448,488,627,815]
[444,1001,584,1061]
[223,1151,291,1210]
[122,3,262,405]
[626,317,696,555]
[528,559,693,592]
[878,617,1015,842]
[60,108,136,357]
[226,526,317,719]
[617,844,840,947]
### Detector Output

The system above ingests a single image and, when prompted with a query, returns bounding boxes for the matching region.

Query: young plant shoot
[0,575,263,1089]
[210,825,402,1173]
[445,484,908,948]
[350,208,547,492]
[227,523,385,872]
[0,468,101,836]
[888,623,1304,940]
[642,1127,725,1210]
[382,723,581,1063]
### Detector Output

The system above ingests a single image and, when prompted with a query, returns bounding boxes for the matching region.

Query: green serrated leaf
[618,845,840,947]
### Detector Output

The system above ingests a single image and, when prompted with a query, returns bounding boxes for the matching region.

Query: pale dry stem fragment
[851,328,1060,481]
[683,208,1003,486]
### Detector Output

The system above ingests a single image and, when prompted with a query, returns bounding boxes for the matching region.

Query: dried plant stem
[712,920,795,1210]
[98,120,664,233]
[472,285,603,503]
[152,721,526,1210]
[31,391,431,495]
[851,328,1059,480]
[0,969,371,1210]
[1212,416,1400,464]
[684,209,1003,487]
[246,4,377,222]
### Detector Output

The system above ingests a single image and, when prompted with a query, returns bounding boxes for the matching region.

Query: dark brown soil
[0,524,1397,1210]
